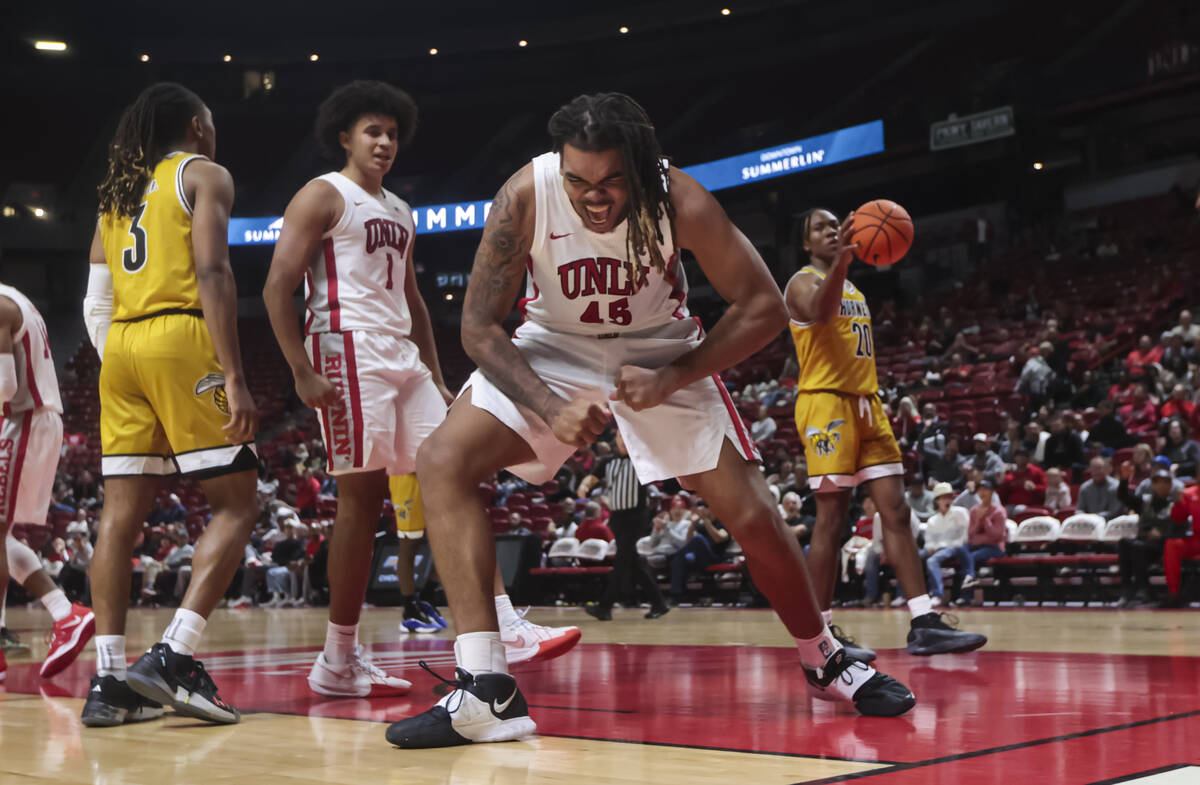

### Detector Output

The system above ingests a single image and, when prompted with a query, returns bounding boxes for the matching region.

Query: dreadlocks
[547,93,674,274]
[97,83,205,219]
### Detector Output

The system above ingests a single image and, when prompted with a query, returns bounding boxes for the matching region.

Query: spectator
[904,476,934,521]
[1017,343,1056,407]
[649,497,694,560]
[1070,370,1106,410]
[954,469,984,510]
[1160,385,1196,424]
[42,537,69,578]
[1087,399,1132,449]
[505,512,534,538]
[1169,309,1200,343]
[667,504,729,604]
[59,532,93,602]
[1043,468,1073,515]
[1125,443,1155,490]
[1159,334,1189,384]
[781,491,811,547]
[1021,421,1050,465]
[1078,457,1124,519]
[988,327,1020,362]
[265,521,308,607]
[923,483,975,604]
[861,501,922,606]
[1108,371,1137,407]
[998,448,1046,512]
[766,459,800,497]
[1162,464,1200,607]
[750,406,777,443]
[1125,335,1163,372]
[295,468,321,518]
[1095,235,1120,258]
[925,437,963,487]
[919,403,949,451]
[574,502,613,542]
[65,509,90,538]
[1161,419,1200,479]
[964,434,1005,486]
[996,418,1024,463]
[892,396,922,450]
[161,529,196,603]
[1119,384,1159,436]
[967,481,1008,569]
[1043,415,1085,476]
[147,493,187,527]
[1183,336,1200,368]
[1116,466,1185,607]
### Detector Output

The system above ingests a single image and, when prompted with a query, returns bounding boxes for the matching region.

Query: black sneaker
[906,612,988,656]
[402,601,443,634]
[0,626,30,655]
[644,605,669,620]
[803,650,915,717]
[584,604,613,621]
[81,674,165,727]
[126,643,240,724]
[385,662,537,748]
[829,624,876,663]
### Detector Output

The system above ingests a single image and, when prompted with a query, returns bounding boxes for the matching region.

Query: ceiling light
[1033,162,1044,170]
[34,41,67,52]
[309,53,319,61]
[223,54,232,62]
[721,8,731,15]
[429,47,438,55]
[32,207,47,218]
[518,39,528,47]
[444,292,454,301]
[619,26,629,34]
[140,54,150,62]
[2,207,15,218]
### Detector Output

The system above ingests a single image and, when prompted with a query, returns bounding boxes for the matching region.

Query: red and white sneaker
[501,609,581,665]
[40,603,95,679]
[307,646,412,698]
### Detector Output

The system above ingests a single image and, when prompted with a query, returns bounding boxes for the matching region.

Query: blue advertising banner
[229,120,883,246]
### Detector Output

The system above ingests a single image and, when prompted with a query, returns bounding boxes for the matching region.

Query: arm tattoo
[462,172,560,421]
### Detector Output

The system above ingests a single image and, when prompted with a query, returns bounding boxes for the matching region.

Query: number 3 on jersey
[851,321,873,358]
[122,202,149,273]
[580,298,631,326]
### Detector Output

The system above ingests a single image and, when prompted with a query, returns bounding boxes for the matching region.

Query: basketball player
[390,474,447,634]
[82,82,259,726]
[386,93,915,749]
[0,284,95,682]
[785,208,986,658]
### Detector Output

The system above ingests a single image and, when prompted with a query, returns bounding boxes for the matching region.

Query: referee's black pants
[600,508,666,610]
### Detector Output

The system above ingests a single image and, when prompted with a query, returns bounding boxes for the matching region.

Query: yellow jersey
[100,152,205,322]
[789,265,877,396]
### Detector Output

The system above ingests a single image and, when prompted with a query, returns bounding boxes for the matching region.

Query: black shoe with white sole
[126,643,240,724]
[81,674,165,727]
[829,624,876,663]
[803,650,915,717]
[385,662,536,749]
[906,612,988,656]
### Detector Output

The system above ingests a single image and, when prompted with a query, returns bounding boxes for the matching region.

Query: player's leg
[492,551,581,663]
[386,389,542,748]
[391,473,445,634]
[7,534,96,678]
[806,488,852,609]
[680,438,913,717]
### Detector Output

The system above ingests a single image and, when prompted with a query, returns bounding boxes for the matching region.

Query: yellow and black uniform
[790,265,902,492]
[98,152,254,478]
[389,474,425,539]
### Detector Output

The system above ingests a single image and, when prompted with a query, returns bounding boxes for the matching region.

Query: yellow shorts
[794,391,903,492]
[389,473,425,539]
[99,312,255,478]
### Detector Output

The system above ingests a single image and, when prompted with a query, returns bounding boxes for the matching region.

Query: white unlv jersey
[523,152,690,335]
[0,283,61,416]
[304,172,415,339]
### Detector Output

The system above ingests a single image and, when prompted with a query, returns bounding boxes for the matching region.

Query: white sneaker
[228,596,253,609]
[501,609,581,665]
[931,596,943,608]
[961,575,979,590]
[889,596,907,608]
[308,646,412,697]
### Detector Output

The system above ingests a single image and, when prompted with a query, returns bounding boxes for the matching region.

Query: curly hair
[314,81,418,162]
[97,83,205,218]
[547,93,674,274]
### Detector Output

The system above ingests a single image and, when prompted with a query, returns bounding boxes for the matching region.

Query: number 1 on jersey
[385,253,394,290]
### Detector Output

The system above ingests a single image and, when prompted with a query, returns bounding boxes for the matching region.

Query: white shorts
[463,319,759,484]
[0,409,62,526]
[307,331,446,476]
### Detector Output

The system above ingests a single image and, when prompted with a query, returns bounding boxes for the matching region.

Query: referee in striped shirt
[582,433,669,620]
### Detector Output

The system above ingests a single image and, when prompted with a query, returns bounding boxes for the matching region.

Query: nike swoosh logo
[354,201,365,206]
[493,689,517,714]
[550,232,572,240]
[61,617,83,630]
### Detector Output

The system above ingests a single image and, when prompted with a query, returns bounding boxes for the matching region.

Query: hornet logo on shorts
[194,373,230,415]
[805,419,845,458]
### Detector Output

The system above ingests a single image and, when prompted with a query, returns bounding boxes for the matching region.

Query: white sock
[455,631,507,675]
[161,608,207,657]
[795,624,841,670]
[42,589,73,622]
[907,594,933,619]
[494,594,520,627]
[821,609,833,626]
[323,622,358,667]
[96,635,127,679]
[0,588,7,628]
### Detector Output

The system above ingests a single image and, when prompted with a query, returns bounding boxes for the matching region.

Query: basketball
[850,199,913,267]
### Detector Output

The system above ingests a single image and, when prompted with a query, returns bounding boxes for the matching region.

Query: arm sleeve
[83,264,114,359]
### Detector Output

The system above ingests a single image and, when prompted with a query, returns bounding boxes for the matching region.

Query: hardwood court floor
[2,605,1198,784]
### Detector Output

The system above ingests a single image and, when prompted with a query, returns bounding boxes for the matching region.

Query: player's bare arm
[262,179,342,410]
[403,243,453,405]
[187,158,258,444]
[610,167,788,412]
[785,212,858,325]
[0,296,19,403]
[462,164,609,447]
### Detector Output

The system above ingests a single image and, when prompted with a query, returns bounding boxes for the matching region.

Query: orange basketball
[849,199,913,267]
